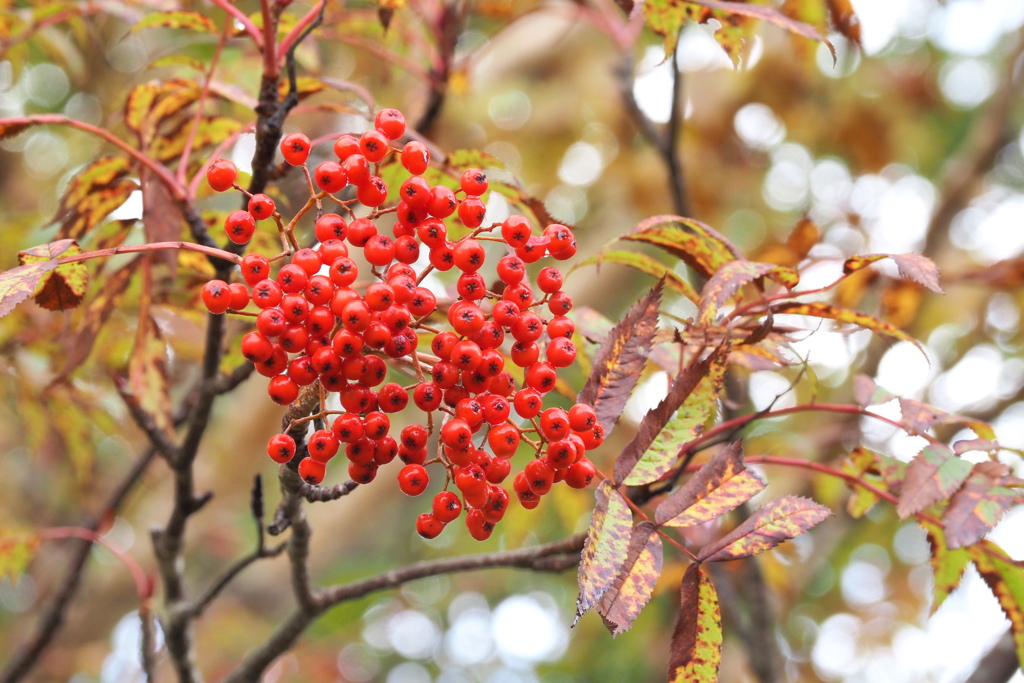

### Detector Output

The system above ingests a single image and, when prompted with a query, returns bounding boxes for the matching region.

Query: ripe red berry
[277,264,309,293]
[315,213,348,242]
[401,141,430,174]
[428,185,457,218]
[569,403,598,432]
[356,176,388,207]
[460,168,488,196]
[453,238,486,272]
[224,210,256,244]
[465,509,495,541]
[241,254,270,286]
[525,361,557,393]
[513,388,543,419]
[537,266,563,294]
[547,315,575,339]
[314,161,348,193]
[342,153,370,185]
[501,215,532,248]
[201,279,232,314]
[398,463,430,496]
[248,193,275,220]
[565,458,597,489]
[488,423,520,458]
[241,331,273,363]
[266,433,296,463]
[252,279,283,309]
[206,158,237,192]
[359,129,390,162]
[280,132,311,165]
[374,108,406,140]
[363,234,396,266]
[432,490,462,523]
[333,134,359,160]
[297,457,326,485]
[268,375,300,405]
[308,429,340,462]
[416,512,445,539]
[457,197,486,228]
[546,337,577,367]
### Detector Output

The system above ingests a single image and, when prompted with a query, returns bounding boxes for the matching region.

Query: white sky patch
[492,594,568,666]
[939,58,996,109]
[875,342,935,397]
[929,344,1003,413]
[558,141,604,187]
[734,103,786,151]
[950,189,1024,263]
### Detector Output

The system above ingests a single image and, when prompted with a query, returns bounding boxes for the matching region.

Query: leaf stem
[56,241,243,267]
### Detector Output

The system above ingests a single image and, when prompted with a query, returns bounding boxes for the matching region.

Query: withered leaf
[655,442,767,527]
[896,444,972,519]
[699,260,798,324]
[843,252,944,294]
[18,239,87,311]
[624,215,742,281]
[944,462,1019,549]
[53,156,136,239]
[596,521,663,636]
[614,348,722,485]
[575,480,633,625]
[696,495,831,562]
[826,0,862,45]
[577,281,662,437]
[669,563,722,682]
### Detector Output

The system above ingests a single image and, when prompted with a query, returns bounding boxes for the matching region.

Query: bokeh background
[1,0,1024,681]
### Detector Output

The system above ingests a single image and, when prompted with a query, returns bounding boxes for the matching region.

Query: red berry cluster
[201,107,603,541]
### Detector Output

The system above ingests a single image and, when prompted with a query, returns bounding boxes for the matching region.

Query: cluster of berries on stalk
[201,107,603,541]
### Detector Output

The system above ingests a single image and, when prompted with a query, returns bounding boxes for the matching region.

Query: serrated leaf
[690,0,835,59]
[18,240,87,311]
[697,495,831,562]
[575,480,634,624]
[624,353,728,486]
[970,540,1024,669]
[596,521,663,636]
[0,260,58,318]
[624,215,742,281]
[772,301,922,350]
[655,442,767,526]
[944,462,1018,549]
[897,444,972,519]
[53,156,136,239]
[642,0,753,62]
[150,116,243,162]
[920,519,970,613]
[669,563,722,682]
[582,250,698,304]
[852,374,894,408]
[699,260,798,323]
[446,148,507,172]
[843,252,944,294]
[577,282,662,437]
[826,0,861,45]
[126,79,201,145]
[132,10,217,33]
[0,532,40,583]
[614,348,722,485]
[840,446,904,518]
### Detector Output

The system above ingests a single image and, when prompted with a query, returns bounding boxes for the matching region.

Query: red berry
[308,429,340,462]
[252,279,283,309]
[375,108,406,140]
[297,457,326,485]
[428,185,457,218]
[548,315,575,339]
[546,337,577,367]
[432,490,462,523]
[206,158,237,192]
[227,282,249,311]
[241,254,270,286]
[537,267,563,294]
[487,423,520,458]
[241,331,274,363]
[569,403,598,432]
[359,129,390,162]
[457,197,486,228]
[356,176,388,207]
[268,375,300,405]
[398,463,430,496]
[416,513,445,539]
[401,141,430,174]
[525,361,558,393]
[342,153,371,185]
[465,509,495,541]
[277,264,309,294]
[266,433,296,463]
[364,234,396,266]
[248,193,275,220]
[513,388,543,419]
[565,458,597,489]
[201,279,231,314]
[333,134,359,160]
[314,161,348,193]
[453,238,486,272]
[280,133,311,165]
[460,168,488,196]
[315,213,348,242]
[501,215,532,248]
[224,210,256,244]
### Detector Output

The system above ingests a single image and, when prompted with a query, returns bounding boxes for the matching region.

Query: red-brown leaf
[577,281,662,437]
[699,260,798,323]
[0,261,58,318]
[969,541,1024,667]
[896,444,972,519]
[843,252,944,293]
[575,480,634,625]
[18,240,88,311]
[696,496,831,562]
[596,521,663,636]
[669,563,722,682]
[655,442,766,527]
[944,462,1020,549]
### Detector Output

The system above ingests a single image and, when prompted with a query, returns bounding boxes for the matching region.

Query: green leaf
[17,239,87,311]
[131,11,218,34]
[943,461,1019,549]
[772,301,923,351]
[697,496,831,562]
[843,252,944,294]
[623,352,728,486]
[582,250,698,303]
[575,480,634,624]
[699,260,798,323]
[970,540,1024,670]
[669,563,722,682]
[655,442,767,526]
[920,519,970,614]
[445,148,507,172]
[596,521,663,636]
[623,215,742,281]
[0,260,58,318]
[614,348,723,485]
[577,281,663,437]
[896,444,973,519]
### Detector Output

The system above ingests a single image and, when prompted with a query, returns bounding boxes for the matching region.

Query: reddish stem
[56,241,243,267]
[37,527,153,600]
[177,19,231,184]
[277,1,326,64]
[208,0,264,47]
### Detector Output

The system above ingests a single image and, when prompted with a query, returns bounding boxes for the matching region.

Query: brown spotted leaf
[596,521,663,636]
[689,0,835,59]
[614,348,722,485]
[696,496,831,562]
[944,462,1019,549]
[0,532,40,583]
[969,541,1024,668]
[575,480,634,624]
[921,519,971,614]
[53,156,137,239]
[18,240,87,311]
[131,10,217,33]
[0,260,58,318]
[582,250,699,304]
[699,260,798,324]
[151,116,243,163]
[669,563,722,682]
[840,447,905,518]
[843,252,944,294]
[577,281,662,437]
[655,442,767,527]
[896,444,972,519]
[623,351,728,486]
[624,215,742,280]
[772,301,922,350]
[826,0,861,45]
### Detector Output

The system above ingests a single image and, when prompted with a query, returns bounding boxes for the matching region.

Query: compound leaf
[577,281,662,437]
[655,442,767,527]
[623,351,728,486]
[897,444,972,519]
[576,480,633,624]
[669,563,722,682]
[596,522,663,636]
[697,496,831,562]
[624,215,742,281]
